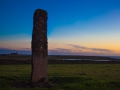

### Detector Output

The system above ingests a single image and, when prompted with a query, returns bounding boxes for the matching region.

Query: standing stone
[31,9,48,87]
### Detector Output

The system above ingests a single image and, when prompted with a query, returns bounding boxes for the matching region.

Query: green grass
[0,64,120,90]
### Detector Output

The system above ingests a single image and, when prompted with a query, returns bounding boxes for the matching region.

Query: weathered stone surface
[31,9,48,87]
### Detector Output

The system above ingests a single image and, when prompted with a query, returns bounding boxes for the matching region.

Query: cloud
[20,48,31,51]
[0,44,116,56]
[48,48,72,55]
[55,48,71,52]
[48,48,110,56]
[91,48,112,53]
[48,42,118,55]
[68,44,114,53]
[68,44,89,49]
[0,47,31,54]
[0,47,11,50]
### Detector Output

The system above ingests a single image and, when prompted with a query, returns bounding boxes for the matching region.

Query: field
[0,64,120,90]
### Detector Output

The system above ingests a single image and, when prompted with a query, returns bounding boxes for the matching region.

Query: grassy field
[0,64,120,90]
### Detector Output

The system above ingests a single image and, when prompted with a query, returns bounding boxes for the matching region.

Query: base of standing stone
[31,56,48,82]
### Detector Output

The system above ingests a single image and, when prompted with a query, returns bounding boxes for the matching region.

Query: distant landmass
[0,54,120,65]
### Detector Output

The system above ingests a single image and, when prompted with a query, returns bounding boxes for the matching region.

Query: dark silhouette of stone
[31,9,49,87]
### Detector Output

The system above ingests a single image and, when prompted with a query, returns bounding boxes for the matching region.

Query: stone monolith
[31,9,48,87]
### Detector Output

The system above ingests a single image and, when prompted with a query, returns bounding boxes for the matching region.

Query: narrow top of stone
[34,9,47,14]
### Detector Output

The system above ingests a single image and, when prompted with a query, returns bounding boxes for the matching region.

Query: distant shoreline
[0,55,120,65]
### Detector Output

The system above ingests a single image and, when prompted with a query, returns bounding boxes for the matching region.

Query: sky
[0,0,120,56]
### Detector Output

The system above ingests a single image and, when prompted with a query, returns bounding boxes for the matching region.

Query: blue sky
[0,0,120,56]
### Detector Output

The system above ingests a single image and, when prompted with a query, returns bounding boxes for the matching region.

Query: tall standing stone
[31,9,48,87]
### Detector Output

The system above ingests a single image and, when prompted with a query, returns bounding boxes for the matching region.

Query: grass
[0,64,120,90]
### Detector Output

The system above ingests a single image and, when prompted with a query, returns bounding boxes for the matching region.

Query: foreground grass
[0,64,120,90]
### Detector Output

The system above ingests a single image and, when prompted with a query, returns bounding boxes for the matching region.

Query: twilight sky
[0,0,120,56]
